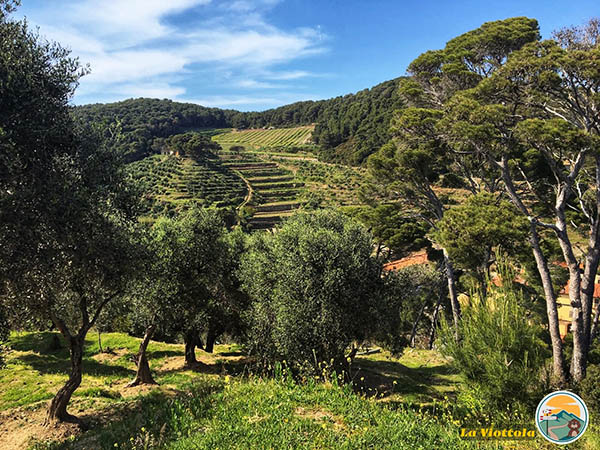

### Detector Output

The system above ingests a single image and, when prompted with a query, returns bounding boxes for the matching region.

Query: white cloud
[236,79,281,89]
[20,0,326,107]
[184,96,284,107]
[70,0,212,45]
[183,29,324,66]
[264,70,313,80]
[182,92,322,109]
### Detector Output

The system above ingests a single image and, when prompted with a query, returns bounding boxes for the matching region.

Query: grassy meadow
[2,331,598,449]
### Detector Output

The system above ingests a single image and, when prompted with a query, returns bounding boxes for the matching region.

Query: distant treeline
[73,77,405,165]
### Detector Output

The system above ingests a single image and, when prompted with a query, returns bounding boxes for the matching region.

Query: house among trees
[385,251,600,341]
[558,281,600,339]
[162,148,180,157]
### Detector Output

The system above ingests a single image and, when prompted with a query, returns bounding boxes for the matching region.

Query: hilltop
[74,77,405,166]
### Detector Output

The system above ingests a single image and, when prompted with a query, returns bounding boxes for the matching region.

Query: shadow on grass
[216,350,245,357]
[9,331,68,354]
[16,353,134,378]
[350,356,459,402]
[146,350,181,359]
[48,381,225,450]
[9,332,135,378]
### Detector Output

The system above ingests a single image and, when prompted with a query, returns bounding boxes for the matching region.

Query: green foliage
[239,210,381,372]
[375,265,445,354]
[579,364,600,413]
[154,132,222,159]
[406,17,540,102]
[431,193,528,275]
[440,173,467,189]
[345,203,430,255]
[312,78,406,164]
[127,154,247,217]
[438,260,547,411]
[138,208,229,336]
[73,99,238,160]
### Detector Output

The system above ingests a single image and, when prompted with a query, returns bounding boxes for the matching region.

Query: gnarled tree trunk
[204,325,222,354]
[184,329,202,366]
[529,224,568,385]
[45,335,84,425]
[128,324,156,387]
[498,158,567,384]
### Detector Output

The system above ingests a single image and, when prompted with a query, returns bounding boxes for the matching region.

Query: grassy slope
[2,332,598,449]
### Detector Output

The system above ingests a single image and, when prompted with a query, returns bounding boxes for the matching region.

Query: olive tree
[127,207,233,385]
[0,1,142,424]
[239,210,381,373]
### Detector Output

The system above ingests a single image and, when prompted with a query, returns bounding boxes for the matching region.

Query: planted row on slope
[129,154,247,218]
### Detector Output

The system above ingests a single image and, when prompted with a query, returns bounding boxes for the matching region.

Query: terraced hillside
[129,154,247,218]
[214,125,314,148]
[219,151,305,230]
[256,154,368,207]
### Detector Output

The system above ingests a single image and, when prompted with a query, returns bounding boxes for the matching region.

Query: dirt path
[234,169,253,216]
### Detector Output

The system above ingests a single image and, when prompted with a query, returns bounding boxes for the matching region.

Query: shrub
[239,210,381,374]
[579,364,600,413]
[440,173,467,188]
[375,264,445,354]
[438,260,547,411]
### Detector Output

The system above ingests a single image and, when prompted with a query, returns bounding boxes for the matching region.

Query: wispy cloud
[183,93,322,108]
[19,0,327,108]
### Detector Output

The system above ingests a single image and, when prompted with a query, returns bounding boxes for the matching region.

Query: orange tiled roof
[562,282,600,298]
[382,250,429,272]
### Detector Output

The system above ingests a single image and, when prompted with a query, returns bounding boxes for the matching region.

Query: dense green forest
[4,0,600,447]
[74,77,404,165]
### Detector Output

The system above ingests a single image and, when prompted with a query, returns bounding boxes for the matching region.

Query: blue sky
[16,0,599,111]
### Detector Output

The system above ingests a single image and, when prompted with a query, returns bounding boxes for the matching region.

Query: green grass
[0,331,234,413]
[39,374,480,450]
[165,377,480,450]
[7,333,600,449]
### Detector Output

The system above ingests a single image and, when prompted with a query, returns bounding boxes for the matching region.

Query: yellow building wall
[557,294,599,339]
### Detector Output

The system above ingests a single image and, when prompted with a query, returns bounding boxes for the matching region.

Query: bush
[580,364,600,413]
[440,173,467,188]
[375,265,445,354]
[239,210,381,374]
[438,260,547,411]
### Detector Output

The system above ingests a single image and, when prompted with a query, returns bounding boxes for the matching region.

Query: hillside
[128,154,247,219]
[74,77,404,166]
[0,331,478,449]
[214,125,315,149]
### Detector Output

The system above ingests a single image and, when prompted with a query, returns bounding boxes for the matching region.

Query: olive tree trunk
[127,324,157,387]
[184,329,202,366]
[45,335,84,425]
[204,325,223,354]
